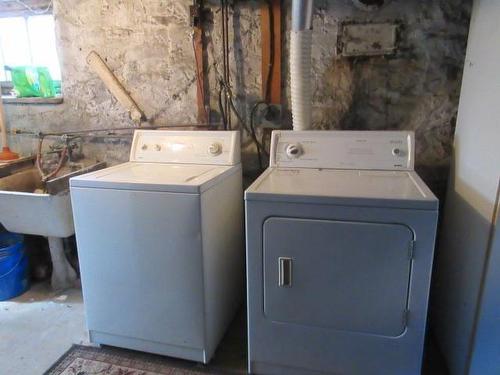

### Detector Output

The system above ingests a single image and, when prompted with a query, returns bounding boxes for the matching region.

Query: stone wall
[3,0,472,197]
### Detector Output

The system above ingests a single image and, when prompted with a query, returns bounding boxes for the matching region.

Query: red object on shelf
[0,147,19,161]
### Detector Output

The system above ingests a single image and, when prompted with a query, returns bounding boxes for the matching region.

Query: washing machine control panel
[208,142,223,156]
[285,143,303,159]
[271,131,414,171]
[130,130,240,165]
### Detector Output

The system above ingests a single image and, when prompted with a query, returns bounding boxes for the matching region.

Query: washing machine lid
[245,168,438,210]
[70,162,239,193]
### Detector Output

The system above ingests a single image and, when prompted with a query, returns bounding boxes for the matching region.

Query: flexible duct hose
[291,0,313,131]
[290,30,313,130]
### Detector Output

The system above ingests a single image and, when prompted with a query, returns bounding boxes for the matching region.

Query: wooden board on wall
[193,26,207,123]
[261,0,281,104]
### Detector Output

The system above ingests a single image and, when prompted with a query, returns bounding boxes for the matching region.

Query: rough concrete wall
[4,0,471,196]
[298,0,472,196]
[7,0,202,164]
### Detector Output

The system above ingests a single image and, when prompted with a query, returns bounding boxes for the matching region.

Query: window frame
[0,7,63,104]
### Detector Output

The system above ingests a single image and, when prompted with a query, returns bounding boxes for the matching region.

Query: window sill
[1,96,63,105]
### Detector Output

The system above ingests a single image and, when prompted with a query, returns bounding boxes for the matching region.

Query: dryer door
[263,217,413,337]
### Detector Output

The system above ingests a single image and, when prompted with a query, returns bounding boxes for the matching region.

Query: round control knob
[155,144,162,151]
[286,143,303,159]
[141,144,148,151]
[392,147,401,156]
[208,142,222,156]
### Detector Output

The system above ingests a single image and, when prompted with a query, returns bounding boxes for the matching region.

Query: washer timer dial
[392,147,402,156]
[286,143,303,159]
[208,142,222,156]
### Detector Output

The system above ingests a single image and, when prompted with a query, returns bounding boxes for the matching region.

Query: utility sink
[0,158,105,237]
[0,157,106,290]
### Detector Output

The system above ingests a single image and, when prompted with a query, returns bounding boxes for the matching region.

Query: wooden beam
[190,0,207,124]
[193,26,207,123]
[261,0,281,104]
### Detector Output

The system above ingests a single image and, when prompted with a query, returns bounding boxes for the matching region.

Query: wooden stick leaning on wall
[86,51,146,126]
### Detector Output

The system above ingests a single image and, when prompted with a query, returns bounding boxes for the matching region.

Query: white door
[263,217,414,337]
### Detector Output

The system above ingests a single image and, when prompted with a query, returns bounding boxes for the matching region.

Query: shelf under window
[1,95,63,104]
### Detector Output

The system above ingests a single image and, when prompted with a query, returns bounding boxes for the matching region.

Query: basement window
[0,14,62,104]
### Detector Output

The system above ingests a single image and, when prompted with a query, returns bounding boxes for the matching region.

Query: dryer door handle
[278,257,293,287]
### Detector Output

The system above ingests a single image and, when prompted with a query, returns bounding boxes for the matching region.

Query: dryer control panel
[270,130,414,170]
[130,130,240,165]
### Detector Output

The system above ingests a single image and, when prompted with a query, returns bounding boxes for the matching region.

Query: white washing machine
[70,130,243,364]
[245,130,438,375]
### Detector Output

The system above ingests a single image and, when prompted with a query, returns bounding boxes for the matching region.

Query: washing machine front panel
[263,217,413,337]
[72,187,205,349]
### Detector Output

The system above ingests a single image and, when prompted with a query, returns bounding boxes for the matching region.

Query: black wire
[220,0,231,130]
[245,0,275,169]
[215,0,275,170]
[228,95,269,160]
[252,0,275,169]
[225,0,231,128]
[250,101,269,169]
[264,0,275,103]
[218,81,227,130]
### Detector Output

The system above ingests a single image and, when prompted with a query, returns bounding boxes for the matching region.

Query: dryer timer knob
[208,142,222,156]
[286,143,303,159]
[392,147,402,156]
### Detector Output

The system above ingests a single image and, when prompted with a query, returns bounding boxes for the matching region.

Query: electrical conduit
[290,0,314,131]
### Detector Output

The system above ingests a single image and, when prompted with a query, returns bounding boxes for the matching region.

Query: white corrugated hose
[290,29,313,131]
[290,0,313,131]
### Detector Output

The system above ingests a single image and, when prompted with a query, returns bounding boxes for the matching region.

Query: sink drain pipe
[48,237,77,291]
[290,0,314,131]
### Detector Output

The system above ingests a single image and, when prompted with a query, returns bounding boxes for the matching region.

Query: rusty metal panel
[338,22,399,57]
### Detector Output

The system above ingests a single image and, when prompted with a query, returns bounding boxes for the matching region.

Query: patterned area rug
[44,345,215,375]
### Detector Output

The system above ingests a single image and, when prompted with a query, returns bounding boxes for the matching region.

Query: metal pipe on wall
[292,0,313,31]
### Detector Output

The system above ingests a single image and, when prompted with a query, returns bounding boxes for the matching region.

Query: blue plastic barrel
[0,233,29,301]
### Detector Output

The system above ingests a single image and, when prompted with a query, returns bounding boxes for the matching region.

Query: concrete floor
[0,281,448,375]
[0,282,87,375]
